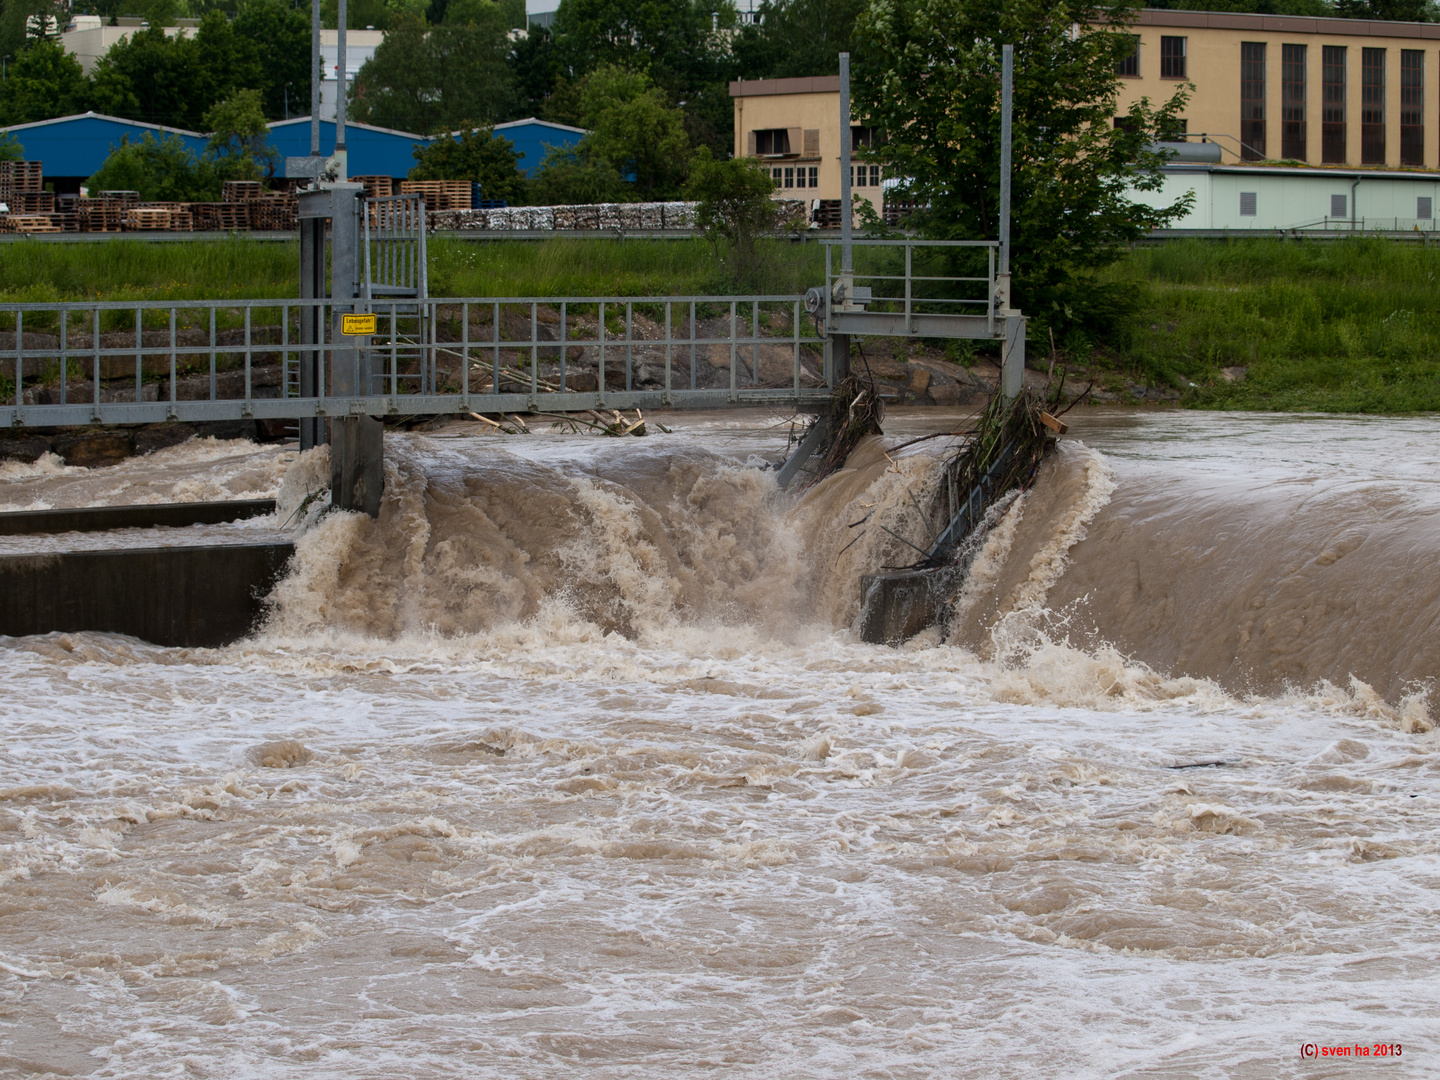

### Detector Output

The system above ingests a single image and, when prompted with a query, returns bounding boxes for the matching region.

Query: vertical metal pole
[310,0,321,158]
[1001,315,1026,401]
[997,43,1014,313]
[335,0,348,177]
[839,51,853,277]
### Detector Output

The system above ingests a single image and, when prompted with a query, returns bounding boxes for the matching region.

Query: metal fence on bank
[0,295,834,429]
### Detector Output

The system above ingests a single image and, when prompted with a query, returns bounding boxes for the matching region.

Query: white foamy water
[2,411,1437,1078]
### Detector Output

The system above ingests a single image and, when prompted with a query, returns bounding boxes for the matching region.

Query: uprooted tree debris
[854,388,1065,645]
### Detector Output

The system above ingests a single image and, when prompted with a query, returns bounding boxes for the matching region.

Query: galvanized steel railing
[0,295,832,429]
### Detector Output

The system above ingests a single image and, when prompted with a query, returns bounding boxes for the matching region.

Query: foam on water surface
[1,411,1438,1078]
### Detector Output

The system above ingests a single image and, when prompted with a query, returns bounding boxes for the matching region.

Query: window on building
[1323,45,1347,164]
[1241,43,1266,160]
[1362,48,1385,165]
[754,129,791,156]
[1116,35,1140,77]
[1282,44,1306,161]
[1240,192,1258,216]
[803,129,819,157]
[807,166,818,188]
[771,167,782,186]
[1402,50,1424,166]
[869,165,880,186]
[1331,193,1348,218]
[851,165,865,188]
[851,126,877,151]
[1161,36,1186,79]
[1418,196,1433,219]
[783,167,794,188]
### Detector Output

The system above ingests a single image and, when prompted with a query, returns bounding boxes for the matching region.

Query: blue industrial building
[487,118,588,176]
[0,112,587,191]
[0,112,210,189]
[268,117,430,180]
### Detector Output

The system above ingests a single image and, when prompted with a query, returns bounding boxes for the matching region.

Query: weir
[0,48,1029,646]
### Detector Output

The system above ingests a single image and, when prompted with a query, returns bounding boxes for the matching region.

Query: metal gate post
[298,213,326,450]
[829,333,850,384]
[299,182,383,517]
[1001,315,1026,401]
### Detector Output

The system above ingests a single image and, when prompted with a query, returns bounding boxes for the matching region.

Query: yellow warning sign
[341,313,377,336]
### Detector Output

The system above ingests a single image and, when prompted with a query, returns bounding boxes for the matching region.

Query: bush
[87,134,219,202]
[409,128,526,204]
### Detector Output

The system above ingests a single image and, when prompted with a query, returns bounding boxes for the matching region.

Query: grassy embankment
[2,235,1437,412]
[1107,238,1440,413]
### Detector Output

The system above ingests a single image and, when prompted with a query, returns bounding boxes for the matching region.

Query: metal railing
[0,295,832,429]
[822,238,1001,336]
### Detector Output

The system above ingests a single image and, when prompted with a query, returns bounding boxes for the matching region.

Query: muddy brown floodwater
[1,410,1437,1078]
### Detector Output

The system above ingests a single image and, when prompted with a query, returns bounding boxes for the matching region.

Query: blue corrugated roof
[0,112,210,177]
[0,112,584,181]
[269,117,430,179]
[488,118,588,176]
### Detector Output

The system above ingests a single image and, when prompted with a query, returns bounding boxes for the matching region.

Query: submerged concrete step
[0,542,294,647]
[0,499,276,536]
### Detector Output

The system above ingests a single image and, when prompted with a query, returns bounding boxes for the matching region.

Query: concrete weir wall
[0,543,294,647]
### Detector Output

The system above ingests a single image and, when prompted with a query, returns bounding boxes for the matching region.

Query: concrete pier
[0,543,294,646]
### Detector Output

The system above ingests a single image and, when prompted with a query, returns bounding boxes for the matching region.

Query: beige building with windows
[731,8,1440,222]
[728,76,884,216]
[1118,9,1440,168]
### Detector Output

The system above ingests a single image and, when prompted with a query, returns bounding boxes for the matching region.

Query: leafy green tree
[577,65,689,199]
[854,0,1192,338]
[86,132,220,200]
[0,37,89,125]
[349,16,516,132]
[232,0,312,120]
[526,145,633,203]
[408,126,526,201]
[1332,0,1434,17]
[0,132,24,161]
[549,0,737,152]
[732,0,867,80]
[90,26,204,128]
[509,24,577,122]
[204,88,279,180]
[685,147,788,283]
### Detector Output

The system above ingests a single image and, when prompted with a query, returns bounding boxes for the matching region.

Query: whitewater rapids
[0,411,1437,1078]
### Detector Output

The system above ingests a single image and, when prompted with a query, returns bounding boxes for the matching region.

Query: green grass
[0,236,825,303]
[4,234,1440,412]
[1105,237,1440,413]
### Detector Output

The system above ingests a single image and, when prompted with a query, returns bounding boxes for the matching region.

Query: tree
[527,145,633,204]
[87,133,220,201]
[0,132,24,161]
[204,89,279,180]
[853,0,1192,338]
[349,17,516,132]
[577,65,689,200]
[409,126,526,202]
[0,37,89,125]
[90,23,217,130]
[685,148,789,283]
[549,0,737,152]
[232,0,312,120]
[733,0,867,80]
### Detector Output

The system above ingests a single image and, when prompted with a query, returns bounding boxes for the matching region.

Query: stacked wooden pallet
[246,193,298,230]
[222,180,264,203]
[353,175,393,199]
[78,198,126,232]
[10,191,55,213]
[193,202,250,231]
[399,180,471,211]
[0,214,61,234]
[124,207,177,231]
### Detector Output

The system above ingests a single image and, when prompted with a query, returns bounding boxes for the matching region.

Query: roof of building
[729,76,841,98]
[493,116,589,136]
[0,112,210,177]
[1134,7,1440,37]
[442,116,591,176]
[267,117,431,178]
[1166,161,1440,180]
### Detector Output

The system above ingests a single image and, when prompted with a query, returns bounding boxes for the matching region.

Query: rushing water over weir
[1,409,1438,1077]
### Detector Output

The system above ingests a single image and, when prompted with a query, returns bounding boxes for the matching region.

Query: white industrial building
[1132,154,1440,233]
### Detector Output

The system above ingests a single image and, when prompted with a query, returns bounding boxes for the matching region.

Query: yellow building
[1118,9,1440,168]
[728,76,884,217]
[730,8,1440,219]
